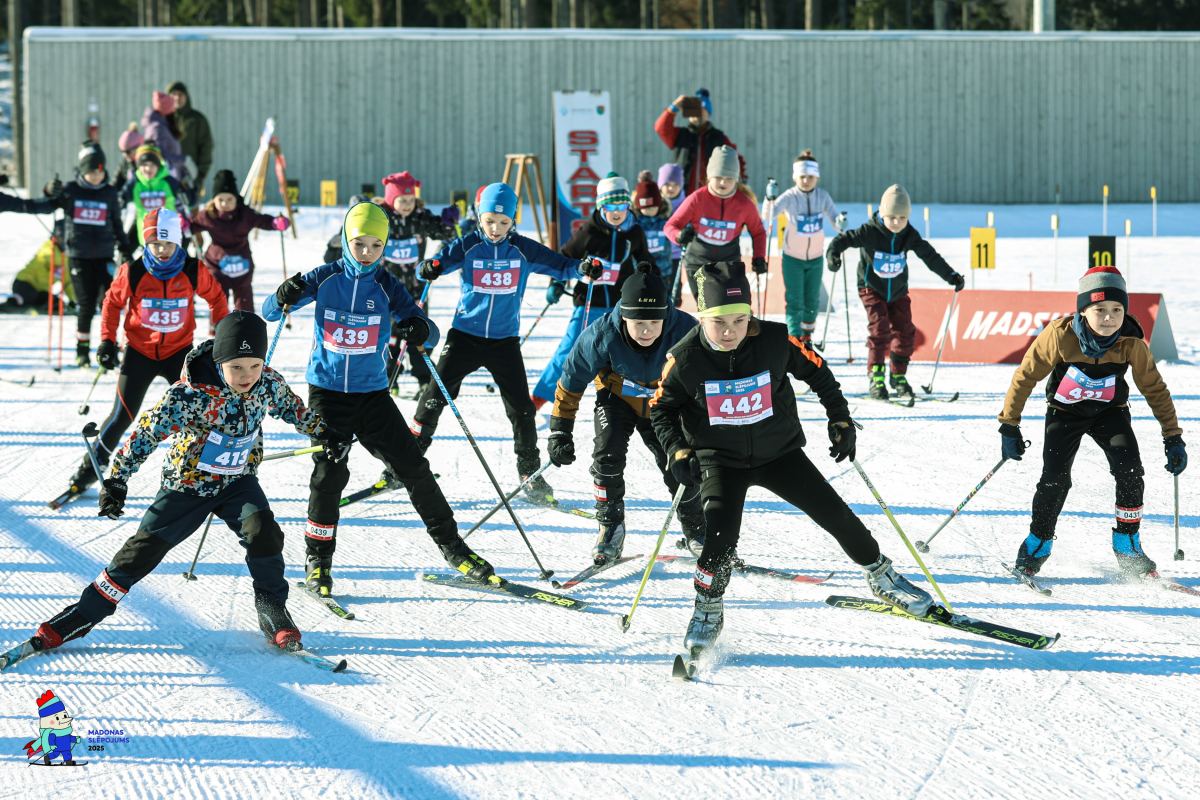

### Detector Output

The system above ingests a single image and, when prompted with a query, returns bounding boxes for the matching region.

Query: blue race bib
[872,251,906,279]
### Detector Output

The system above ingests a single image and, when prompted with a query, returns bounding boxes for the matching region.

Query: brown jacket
[999,314,1180,436]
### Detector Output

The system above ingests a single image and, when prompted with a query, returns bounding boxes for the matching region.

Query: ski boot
[519,462,556,507]
[869,365,889,400]
[1015,532,1054,576]
[592,522,626,566]
[1113,529,1157,578]
[66,458,101,495]
[683,592,724,652]
[863,554,934,617]
[34,604,96,651]
[75,343,90,369]
[889,372,915,400]
[304,554,333,597]
[378,468,402,488]
[439,540,497,583]
[255,593,302,649]
[409,423,432,456]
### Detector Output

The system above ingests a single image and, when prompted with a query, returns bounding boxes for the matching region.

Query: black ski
[517,496,596,520]
[916,392,960,403]
[551,555,642,590]
[825,595,1059,650]
[2,635,347,673]
[294,581,356,620]
[735,562,834,585]
[28,761,88,767]
[340,473,439,509]
[856,394,915,409]
[47,487,88,511]
[1001,562,1052,596]
[423,573,590,611]
[279,640,348,672]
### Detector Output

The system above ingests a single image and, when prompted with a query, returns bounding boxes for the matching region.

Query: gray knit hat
[1077,266,1128,313]
[706,145,740,180]
[879,184,912,217]
[596,172,631,207]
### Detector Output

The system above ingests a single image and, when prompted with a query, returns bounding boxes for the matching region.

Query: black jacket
[828,213,957,302]
[28,171,131,261]
[560,210,655,309]
[650,320,851,469]
[387,205,456,243]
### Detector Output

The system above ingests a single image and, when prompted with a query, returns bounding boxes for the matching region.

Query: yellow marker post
[320,180,338,239]
[1051,214,1059,283]
[1151,186,1157,237]
[776,213,786,250]
[969,227,996,290]
[1103,184,1109,234]
[987,211,994,228]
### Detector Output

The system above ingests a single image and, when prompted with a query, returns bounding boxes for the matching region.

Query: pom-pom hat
[1077,266,1128,313]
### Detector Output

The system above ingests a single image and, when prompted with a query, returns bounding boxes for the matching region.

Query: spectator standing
[167,82,215,194]
[654,89,747,196]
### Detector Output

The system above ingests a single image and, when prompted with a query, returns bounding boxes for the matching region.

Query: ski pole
[851,459,953,612]
[621,483,688,632]
[463,461,555,540]
[182,514,214,581]
[922,291,958,395]
[915,458,1007,553]
[56,283,65,373]
[671,262,684,307]
[816,273,835,351]
[519,302,553,346]
[278,230,291,330]
[80,422,105,483]
[582,280,596,330]
[0,375,35,387]
[46,239,56,362]
[418,345,554,580]
[1175,473,1184,561]
[265,305,289,367]
[78,367,106,415]
[761,177,777,319]
[843,260,854,364]
[386,281,432,394]
[261,444,325,462]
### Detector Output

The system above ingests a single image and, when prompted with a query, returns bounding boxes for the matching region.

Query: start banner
[552,91,612,245]
[910,289,1177,364]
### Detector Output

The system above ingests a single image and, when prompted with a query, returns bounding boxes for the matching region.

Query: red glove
[272,216,290,231]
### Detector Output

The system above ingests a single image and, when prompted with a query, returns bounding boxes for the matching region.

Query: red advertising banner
[909,289,1177,364]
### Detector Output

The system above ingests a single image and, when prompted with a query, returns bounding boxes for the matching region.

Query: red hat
[152,91,175,115]
[382,171,420,206]
[632,170,663,210]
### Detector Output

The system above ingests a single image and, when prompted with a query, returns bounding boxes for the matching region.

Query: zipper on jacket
[484,240,497,338]
[346,274,359,393]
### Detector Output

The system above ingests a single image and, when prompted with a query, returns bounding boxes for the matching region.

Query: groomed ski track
[1,212,1199,798]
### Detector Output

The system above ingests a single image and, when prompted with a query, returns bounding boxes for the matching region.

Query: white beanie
[706,145,740,180]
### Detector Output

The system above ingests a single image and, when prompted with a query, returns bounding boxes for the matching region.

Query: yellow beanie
[344,201,389,243]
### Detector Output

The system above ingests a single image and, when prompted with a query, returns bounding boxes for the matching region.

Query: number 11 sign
[970,227,996,270]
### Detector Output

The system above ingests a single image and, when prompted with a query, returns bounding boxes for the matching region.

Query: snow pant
[412,328,543,474]
[305,385,459,558]
[589,388,705,532]
[94,346,189,463]
[75,477,287,624]
[531,302,611,403]
[68,257,113,353]
[694,449,881,598]
[1029,404,1144,541]
[860,287,913,375]
[203,261,254,314]
[385,263,430,386]
[670,258,683,307]
[781,254,823,338]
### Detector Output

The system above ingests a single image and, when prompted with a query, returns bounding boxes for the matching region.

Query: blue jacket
[552,305,697,423]
[634,212,672,274]
[433,230,582,339]
[262,261,438,394]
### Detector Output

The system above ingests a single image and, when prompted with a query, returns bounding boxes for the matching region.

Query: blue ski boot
[1015,532,1054,576]
[1112,529,1156,578]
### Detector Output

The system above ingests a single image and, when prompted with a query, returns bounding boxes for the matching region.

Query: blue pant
[531,303,610,402]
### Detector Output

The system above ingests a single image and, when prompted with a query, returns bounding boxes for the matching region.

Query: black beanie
[78,141,105,173]
[619,262,670,320]
[213,310,268,364]
[695,261,753,318]
[212,169,239,198]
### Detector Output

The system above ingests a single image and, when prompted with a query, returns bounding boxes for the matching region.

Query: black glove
[827,420,857,463]
[546,280,566,305]
[45,178,63,198]
[578,257,604,280]
[1165,434,1187,475]
[670,448,702,487]
[319,428,354,462]
[97,478,127,520]
[676,224,696,248]
[1000,423,1027,461]
[547,430,575,467]
[396,316,430,346]
[950,273,966,292]
[751,257,768,275]
[275,272,305,307]
[419,259,443,281]
[827,251,843,273]
[96,339,120,371]
[118,247,134,265]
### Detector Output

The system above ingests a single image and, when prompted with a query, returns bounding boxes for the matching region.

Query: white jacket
[762,187,840,261]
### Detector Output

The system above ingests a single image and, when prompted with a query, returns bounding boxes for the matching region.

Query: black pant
[69,257,112,350]
[305,386,459,557]
[590,388,703,530]
[695,449,881,598]
[76,477,286,623]
[412,328,541,471]
[94,346,189,463]
[1031,405,1144,539]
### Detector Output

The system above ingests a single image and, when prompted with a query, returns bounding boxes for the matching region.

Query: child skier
[664,146,767,305]
[632,171,674,284]
[649,261,932,653]
[413,182,599,505]
[547,263,706,562]
[18,141,133,367]
[826,185,964,401]
[264,201,498,596]
[378,171,459,392]
[658,163,686,306]
[760,151,846,343]
[999,266,1185,578]
[189,169,289,313]
[120,142,192,246]
[57,209,229,501]
[530,172,655,411]
[29,310,350,656]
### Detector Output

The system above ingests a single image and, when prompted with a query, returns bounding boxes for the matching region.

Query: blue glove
[999,423,1026,461]
[1165,434,1187,475]
[546,280,566,305]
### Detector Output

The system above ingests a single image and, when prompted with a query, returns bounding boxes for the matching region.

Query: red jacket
[654,108,747,195]
[665,187,767,261]
[101,256,230,360]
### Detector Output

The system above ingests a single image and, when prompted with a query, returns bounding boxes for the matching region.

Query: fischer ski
[278,640,348,672]
[423,573,590,611]
[664,548,834,586]
[516,496,596,520]
[294,581,356,620]
[1001,562,1052,596]
[825,595,1060,650]
[47,487,88,511]
[340,473,440,508]
[552,555,642,591]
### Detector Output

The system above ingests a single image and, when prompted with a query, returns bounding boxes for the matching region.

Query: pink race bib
[704,370,774,426]
[140,191,166,211]
[592,258,619,286]
[696,216,738,245]
[1053,366,1116,405]
[140,297,188,332]
[321,309,382,355]
[73,199,108,226]
[471,259,521,295]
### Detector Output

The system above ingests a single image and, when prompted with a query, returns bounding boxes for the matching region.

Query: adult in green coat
[167,81,214,191]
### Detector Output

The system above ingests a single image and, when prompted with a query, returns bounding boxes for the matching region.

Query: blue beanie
[696,88,712,116]
[478,183,518,220]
